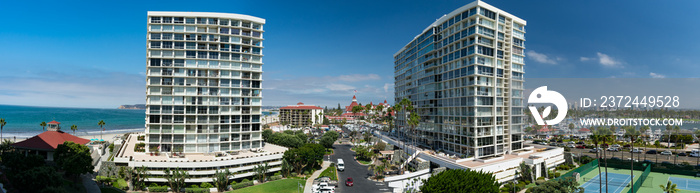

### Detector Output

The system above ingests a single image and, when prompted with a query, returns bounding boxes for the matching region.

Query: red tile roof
[578,128,591,132]
[342,112,367,116]
[12,131,90,151]
[48,120,60,124]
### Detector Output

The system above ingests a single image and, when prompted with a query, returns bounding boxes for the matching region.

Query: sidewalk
[303,161,331,193]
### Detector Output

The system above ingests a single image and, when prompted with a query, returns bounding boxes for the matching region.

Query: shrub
[230,181,253,190]
[303,171,310,175]
[274,171,282,176]
[535,179,546,185]
[241,179,250,183]
[555,173,562,178]
[109,144,114,152]
[199,182,214,189]
[269,175,283,181]
[291,172,297,176]
[148,186,169,192]
[185,188,209,193]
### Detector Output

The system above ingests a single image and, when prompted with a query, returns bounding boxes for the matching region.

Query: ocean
[0,105,145,138]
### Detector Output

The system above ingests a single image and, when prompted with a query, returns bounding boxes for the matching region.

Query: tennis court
[580,172,632,193]
[669,177,700,192]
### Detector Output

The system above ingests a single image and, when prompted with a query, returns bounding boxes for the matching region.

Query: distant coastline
[118,104,146,109]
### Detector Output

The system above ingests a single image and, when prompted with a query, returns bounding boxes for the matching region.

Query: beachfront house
[11,121,91,161]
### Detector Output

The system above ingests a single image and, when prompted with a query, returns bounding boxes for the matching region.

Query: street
[329,143,391,193]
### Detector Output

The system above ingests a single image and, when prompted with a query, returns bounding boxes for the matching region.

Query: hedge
[148,186,169,192]
[269,175,283,181]
[230,181,254,190]
[185,188,210,193]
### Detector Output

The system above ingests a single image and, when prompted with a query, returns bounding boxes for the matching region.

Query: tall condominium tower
[393,1,526,159]
[145,12,265,153]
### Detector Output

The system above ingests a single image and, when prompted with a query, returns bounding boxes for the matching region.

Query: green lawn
[112,178,127,190]
[358,160,371,165]
[228,179,305,193]
[319,166,338,181]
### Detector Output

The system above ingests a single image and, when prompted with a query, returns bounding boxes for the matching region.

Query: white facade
[145,12,265,153]
[393,0,527,159]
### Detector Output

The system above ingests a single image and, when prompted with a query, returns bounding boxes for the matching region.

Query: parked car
[589,148,600,153]
[623,144,632,148]
[662,161,673,165]
[679,152,687,156]
[567,144,576,148]
[661,150,673,155]
[631,148,643,153]
[550,142,558,147]
[611,144,621,148]
[611,157,621,161]
[691,149,700,157]
[576,141,585,145]
[607,147,620,152]
[345,177,353,186]
[568,141,576,144]
[576,145,586,149]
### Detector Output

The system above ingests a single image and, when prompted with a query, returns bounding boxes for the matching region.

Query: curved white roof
[147,11,265,24]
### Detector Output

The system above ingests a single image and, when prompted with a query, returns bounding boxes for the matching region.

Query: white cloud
[337,74,380,82]
[597,52,622,67]
[580,52,624,68]
[649,72,665,78]
[526,50,558,64]
[325,83,356,91]
[383,83,394,93]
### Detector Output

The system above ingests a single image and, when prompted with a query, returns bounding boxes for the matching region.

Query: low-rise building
[278,102,323,128]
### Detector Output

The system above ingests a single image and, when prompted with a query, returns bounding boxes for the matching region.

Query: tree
[529,177,583,193]
[212,169,231,192]
[164,167,189,193]
[262,129,273,142]
[0,139,13,154]
[98,120,106,140]
[12,166,64,193]
[132,166,149,191]
[420,169,499,193]
[54,141,94,177]
[352,105,364,119]
[640,125,650,161]
[0,118,6,139]
[281,159,292,177]
[40,121,46,131]
[320,135,336,149]
[70,124,78,135]
[518,162,534,182]
[283,143,324,175]
[254,163,270,182]
[590,127,603,192]
[660,180,680,193]
[624,126,641,193]
[597,127,614,193]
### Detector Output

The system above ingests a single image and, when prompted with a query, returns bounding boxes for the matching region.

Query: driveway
[330,144,391,193]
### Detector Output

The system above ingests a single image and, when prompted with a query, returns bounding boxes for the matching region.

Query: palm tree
[640,125,650,161]
[590,127,603,192]
[0,118,6,140]
[659,180,679,193]
[70,124,78,135]
[624,126,641,193]
[40,121,47,131]
[597,127,614,193]
[98,120,106,140]
[254,163,270,182]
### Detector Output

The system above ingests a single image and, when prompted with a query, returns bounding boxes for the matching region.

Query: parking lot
[532,141,700,165]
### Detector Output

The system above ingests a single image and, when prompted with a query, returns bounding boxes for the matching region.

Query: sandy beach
[2,130,142,144]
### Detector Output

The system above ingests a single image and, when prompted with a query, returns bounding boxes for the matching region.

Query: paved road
[330,144,391,193]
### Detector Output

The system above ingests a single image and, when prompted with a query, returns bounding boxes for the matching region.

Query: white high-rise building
[145,12,265,153]
[393,1,527,159]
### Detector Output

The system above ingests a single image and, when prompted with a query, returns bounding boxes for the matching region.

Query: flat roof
[394,0,526,57]
[147,11,265,24]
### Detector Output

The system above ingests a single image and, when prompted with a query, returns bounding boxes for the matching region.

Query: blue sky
[1,0,699,108]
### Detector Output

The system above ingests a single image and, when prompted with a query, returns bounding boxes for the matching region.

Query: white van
[690,149,700,157]
[337,159,345,171]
